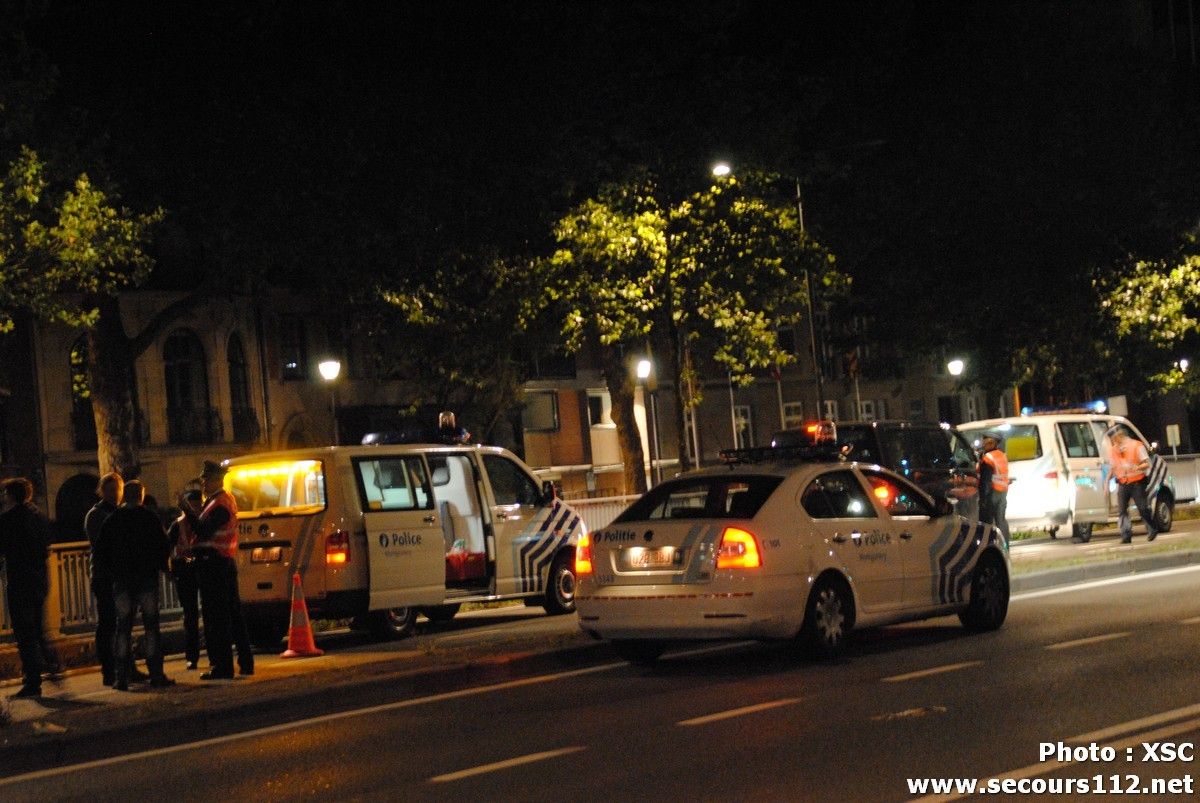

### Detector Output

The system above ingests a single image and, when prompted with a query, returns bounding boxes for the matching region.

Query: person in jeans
[0,478,61,698]
[84,472,145,686]
[96,480,175,690]
[1107,425,1158,544]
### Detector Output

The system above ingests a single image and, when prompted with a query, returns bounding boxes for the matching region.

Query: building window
[522,391,559,432]
[587,391,614,427]
[822,399,840,422]
[279,315,308,380]
[164,330,216,444]
[70,335,97,451]
[782,401,805,430]
[908,398,926,420]
[227,333,259,443]
[858,399,876,421]
[734,404,754,448]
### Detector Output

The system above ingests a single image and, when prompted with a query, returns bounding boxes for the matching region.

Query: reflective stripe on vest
[200,491,239,559]
[982,449,1009,492]
[1111,440,1148,484]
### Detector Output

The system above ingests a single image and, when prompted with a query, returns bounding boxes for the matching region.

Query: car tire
[420,604,461,623]
[1048,526,1059,539]
[613,640,665,666]
[958,552,1009,632]
[367,607,417,640]
[541,551,577,615]
[800,576,852,659]
[246,615,288,650]
[1155,498,1173,534]
[1071,522,1092,542]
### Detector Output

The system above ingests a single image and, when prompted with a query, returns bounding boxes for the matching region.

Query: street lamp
[636,358,662,485]
[318,358,342,445]
[947,358,965,377]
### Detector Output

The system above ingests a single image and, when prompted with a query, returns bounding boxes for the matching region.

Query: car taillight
[716,527,762,569]
[575,532,593,575]
[326,529,350,565]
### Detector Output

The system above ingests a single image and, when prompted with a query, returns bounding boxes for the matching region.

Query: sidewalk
[2,524,1198,767]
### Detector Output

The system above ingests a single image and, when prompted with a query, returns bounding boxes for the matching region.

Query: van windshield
[226,459,327,517]
[960,424,1043,462]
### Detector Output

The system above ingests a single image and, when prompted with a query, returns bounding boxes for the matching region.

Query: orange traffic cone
[280,572,324,658]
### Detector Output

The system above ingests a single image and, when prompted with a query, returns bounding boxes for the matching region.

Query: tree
[540,171,844,492]
[1,146,163,476]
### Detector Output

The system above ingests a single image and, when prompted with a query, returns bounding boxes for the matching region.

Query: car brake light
[326,529,350,565]
[575,532,593,575]
[716,527,762,569]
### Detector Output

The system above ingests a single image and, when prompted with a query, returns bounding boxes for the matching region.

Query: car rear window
[614,475,784,522]
[226,459,327,517]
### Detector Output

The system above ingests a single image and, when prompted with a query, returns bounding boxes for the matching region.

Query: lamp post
[947,358,965,377]
[318,358,342,445]
[637,358,662,485]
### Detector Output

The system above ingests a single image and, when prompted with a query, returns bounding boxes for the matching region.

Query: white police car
[575,433,1010,664]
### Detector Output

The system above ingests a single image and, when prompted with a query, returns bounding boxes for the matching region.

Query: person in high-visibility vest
[977,432,1010,540]
[1107,425,1158,544]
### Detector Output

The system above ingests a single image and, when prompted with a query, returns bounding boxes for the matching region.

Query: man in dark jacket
[96,480,174,690]
[0,478,60,698]
[84,472,145,686]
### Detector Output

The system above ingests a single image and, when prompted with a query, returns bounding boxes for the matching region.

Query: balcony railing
[166,407,223,445]
[231,406,261,444]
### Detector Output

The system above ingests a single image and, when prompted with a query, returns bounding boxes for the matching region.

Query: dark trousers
[1117,479,1156,540]
[196,552,234,674]
[8,587,55,688]
[114,576,165,682]
[172,561,201,665]
[227,562,254,673]
[980,491,1010,541]
[92,572,118,680]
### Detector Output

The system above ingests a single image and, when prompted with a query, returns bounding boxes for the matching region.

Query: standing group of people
[81,459,252,692]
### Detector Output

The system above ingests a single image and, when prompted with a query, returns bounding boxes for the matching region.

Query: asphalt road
[4,565,1199,802]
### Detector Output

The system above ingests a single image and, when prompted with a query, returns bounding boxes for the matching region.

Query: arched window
[164,330,215,444]
[227,333,259,442]
[70,335,97,450]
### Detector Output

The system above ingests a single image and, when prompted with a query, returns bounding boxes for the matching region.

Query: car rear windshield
[226,459,327,517]
[614,475,783,522]
[961,424,1043,462]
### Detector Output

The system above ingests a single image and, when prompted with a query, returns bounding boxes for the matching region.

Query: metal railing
[567,494,639,533]
[2,541,181,641]
[166,407,223,445]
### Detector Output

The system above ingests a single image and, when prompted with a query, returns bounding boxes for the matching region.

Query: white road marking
[428,747,585,783]
[1044,632,1129,651]
[1181,615,1200,625]
[0,662,624,787]
[911,702,1200,802]
[1012,564,1200,601]
[882,661,982,683]
[677,698,801,726]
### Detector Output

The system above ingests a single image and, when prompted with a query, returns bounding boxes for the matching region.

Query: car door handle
[899,531,914,540]
[831,531,862,544]
[423,515,436,524]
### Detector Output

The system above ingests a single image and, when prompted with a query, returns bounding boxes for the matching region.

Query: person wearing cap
[182,460,253,680]
[168,487,203,671]
[96,479,174,690]
[977,433,1010,541]
[1107,425,1157,544]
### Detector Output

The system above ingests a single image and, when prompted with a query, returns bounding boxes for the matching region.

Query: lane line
[428,747,585,783]
[1072,701,1200,743]
[0,662,624,787]
[1182,615,1200,625]
[1012,564,1200,601]
[1044,632,1129,651]
[882,661,982,683]
[678,698,801,727]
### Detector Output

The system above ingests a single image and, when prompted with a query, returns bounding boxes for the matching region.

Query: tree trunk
[598,340,647,495]
[86,294,140,478]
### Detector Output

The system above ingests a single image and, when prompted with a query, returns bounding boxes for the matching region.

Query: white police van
[223,440,584,645]
[959,410,1174,540]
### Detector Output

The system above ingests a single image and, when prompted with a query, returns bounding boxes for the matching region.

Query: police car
[575,425,1010,664]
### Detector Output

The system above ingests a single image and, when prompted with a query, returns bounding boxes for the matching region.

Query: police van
[959,410,1174,540]
[222,440,584,645]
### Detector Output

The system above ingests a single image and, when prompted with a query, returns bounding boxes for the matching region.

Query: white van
[223,442,584,645]
[959,413,1174,540]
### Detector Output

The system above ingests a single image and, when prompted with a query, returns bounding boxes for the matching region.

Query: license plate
[622,546,679,569]
[251,546,283,563]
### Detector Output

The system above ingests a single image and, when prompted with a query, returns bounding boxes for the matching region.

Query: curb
[1011,546,1200,593]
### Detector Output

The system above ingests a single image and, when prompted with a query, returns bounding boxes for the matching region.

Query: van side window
[1058,423,1099,458]
[801,471,877,519]
[355,457,433,511]
[483,455,542,506]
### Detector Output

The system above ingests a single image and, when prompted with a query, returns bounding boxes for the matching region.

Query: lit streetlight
[318,358,342,445]
[636,358,662,485]
[947,358,965,377]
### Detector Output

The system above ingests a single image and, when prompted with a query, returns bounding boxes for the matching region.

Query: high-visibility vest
[1110,440,1148,484]
[199,490,239,559]
[173,514,198,558]
[982,448,1009,492]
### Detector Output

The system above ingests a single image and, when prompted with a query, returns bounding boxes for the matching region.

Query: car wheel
[367,607,417,640]
[612,640,665,666]
[542,552,577,615]
[958,552,1009,632]
[1071,522,1092,542]
[1155,498,1173,533]
[1047,526,1059,539]
[420,604,461,623]
[800,576,852,659]
[246,615,288,650]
